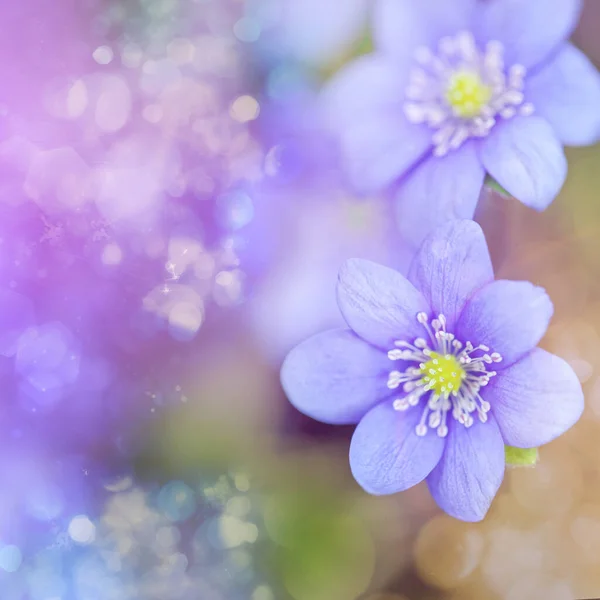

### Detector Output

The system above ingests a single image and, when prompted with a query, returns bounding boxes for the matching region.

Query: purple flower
[248,182,412,363]
[281,221,583,521]
[322,0,600,249]
[254,0,370,67]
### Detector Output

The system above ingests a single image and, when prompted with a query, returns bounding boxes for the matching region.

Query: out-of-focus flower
[246,182,413,364]
[281,221,584,521]
[322,0,600,250]
[251,0,371,68]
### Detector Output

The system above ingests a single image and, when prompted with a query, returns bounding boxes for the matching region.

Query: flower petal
[350,401,445,495]
[374,0,476,60]
[487,348,584,448]
[475,0,583,69]
[321,54,408,131]
[527,43,600,147]
[321,54,431,193]
[337,259,429,350]
[456,280,554,368]
[479,116,567,211]
[340,116,431,193]
[408,220,493,331]
[427,416,505,522]
[281,329,392,425]
[395,142,485,255]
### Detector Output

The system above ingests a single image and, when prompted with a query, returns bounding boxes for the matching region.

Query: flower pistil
[387,312,503,437]
[404,31,535,156]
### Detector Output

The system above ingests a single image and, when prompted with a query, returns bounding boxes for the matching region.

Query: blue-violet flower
[281,221,584,521]
[322,0,600,249]
[258,0,370,67]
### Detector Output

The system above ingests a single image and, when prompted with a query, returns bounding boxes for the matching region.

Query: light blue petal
[395,142,485,255]
[281,328,391,425]
[527,43,600,147]
[479,116,567,211]
[321,55,431,193]
[456,280,554,368]
[340,115,431,193]
[349,401,445,495]
[475,0,582,69]
[337,259,429,350]
[373,0,476,59]
[321,54,408,131]
[275,0,369,66]
[488,349,584,448]
[408,220,494,331]
[427,416,505,522]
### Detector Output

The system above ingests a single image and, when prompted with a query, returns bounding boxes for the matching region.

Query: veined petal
[488,349,584,448]
[408,220,493,331]
[350,401,445,495]
[395,142,485,255]
[373,0,476,60]
[475,0,583,69]
[479,116,567,212]
[457,280,554,368]
[337,259,429,350]
[427,416,505,522]
[527,43,600,147]
[281,329,391,425]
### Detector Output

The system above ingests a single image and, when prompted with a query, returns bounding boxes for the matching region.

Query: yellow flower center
[421,352,466,398]
[445,70,493,119]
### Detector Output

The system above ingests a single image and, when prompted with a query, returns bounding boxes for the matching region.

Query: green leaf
[485,176,512,198]
[505,445,538,468]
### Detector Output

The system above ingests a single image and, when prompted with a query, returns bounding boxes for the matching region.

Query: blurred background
[1,0,600,598]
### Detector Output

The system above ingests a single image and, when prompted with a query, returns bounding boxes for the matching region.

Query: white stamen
[393,398,410,411]
[389,313,501,437]
[403,31,533,156]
